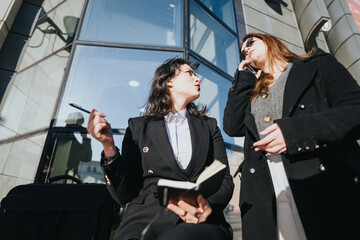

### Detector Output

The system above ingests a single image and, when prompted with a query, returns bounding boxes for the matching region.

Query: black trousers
[155,222,231,240]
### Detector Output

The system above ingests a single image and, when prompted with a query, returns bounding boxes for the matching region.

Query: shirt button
[299,104,306,109]
[322,144,327,148]
[148,170,154,175]
[261,93,268,99]
[230,88,234,92]
[297,147,302,152]
[264,116,271,122]
[249,168,255,174]
[319,164,326,172]
[143,147,149,153]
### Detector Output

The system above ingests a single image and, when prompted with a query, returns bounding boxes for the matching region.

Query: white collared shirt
[164,109,192,170]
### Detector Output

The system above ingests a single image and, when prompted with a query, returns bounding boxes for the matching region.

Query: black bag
[0,175,114,240]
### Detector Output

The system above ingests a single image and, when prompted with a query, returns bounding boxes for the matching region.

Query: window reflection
[80,0,183,47]
[42,128,124,184]
[191,56,238,145]
[55,45,183,128]
[189,0,239,76]
[198,0,237,32]
[0,51,69,141]
[17,0,84,71]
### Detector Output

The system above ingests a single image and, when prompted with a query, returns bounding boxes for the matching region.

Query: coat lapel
[244,108,260,141]
[148,119,188,179]
[282,60,318,117]
[184,114,209,180]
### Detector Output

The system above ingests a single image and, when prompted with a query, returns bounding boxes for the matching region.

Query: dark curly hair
[144,57,207,119]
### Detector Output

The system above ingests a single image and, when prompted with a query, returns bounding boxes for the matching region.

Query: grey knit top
[251,63,293,160]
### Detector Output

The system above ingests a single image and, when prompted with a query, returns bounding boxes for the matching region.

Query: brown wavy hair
[241,33,316,100]
[144,57,207,119]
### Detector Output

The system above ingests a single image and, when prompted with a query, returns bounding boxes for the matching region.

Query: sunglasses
[240,36,254,61]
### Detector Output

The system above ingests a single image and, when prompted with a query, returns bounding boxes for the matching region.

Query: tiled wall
[0,0,23,50]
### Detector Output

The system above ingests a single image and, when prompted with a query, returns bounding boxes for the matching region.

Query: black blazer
[101,114,234,239]
[224,53,360,240]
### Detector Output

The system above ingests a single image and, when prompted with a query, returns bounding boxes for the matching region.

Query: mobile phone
[244,64,258,76]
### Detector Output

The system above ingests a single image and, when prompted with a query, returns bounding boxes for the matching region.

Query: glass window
[17,0,85,71]
[189,0,239,76]
[191,56,240,145]
[198,0,237,32]
[0,51,69,141]
[42,0,66,13]
[80,0,184,48]
[41,130,124,183]
[55,45,183,128]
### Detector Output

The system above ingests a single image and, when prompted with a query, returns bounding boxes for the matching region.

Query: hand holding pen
[69,103,116,157]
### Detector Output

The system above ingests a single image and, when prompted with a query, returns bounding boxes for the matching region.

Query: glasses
[240,36,254,61]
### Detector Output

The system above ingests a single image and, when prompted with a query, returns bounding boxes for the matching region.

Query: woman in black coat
[223,33,360,240]
[87,57,234,240]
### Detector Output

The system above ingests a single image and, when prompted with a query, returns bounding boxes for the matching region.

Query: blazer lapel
[185,114,209,180]
[148,119,188,179]
[282,60,317,117]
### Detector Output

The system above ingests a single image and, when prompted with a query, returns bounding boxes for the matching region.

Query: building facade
[0,0,359,238]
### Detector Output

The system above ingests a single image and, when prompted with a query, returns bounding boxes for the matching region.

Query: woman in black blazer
[87,57,234,240]
[223,33,360,240]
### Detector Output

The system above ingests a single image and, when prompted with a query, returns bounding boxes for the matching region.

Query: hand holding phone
[244,64,258,76]
[238,60,260,79]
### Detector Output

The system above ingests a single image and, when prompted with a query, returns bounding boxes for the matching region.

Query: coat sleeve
[275,54,360,155]
[100,118,143,204]
[223,69,257,137]
[206,118,234,212]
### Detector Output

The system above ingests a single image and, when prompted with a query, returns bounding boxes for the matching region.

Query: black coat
[101,115,234,239]
[223,53,360,240]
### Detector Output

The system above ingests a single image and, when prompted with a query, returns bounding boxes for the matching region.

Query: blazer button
[319,164,326,172]
[105,175,111,186]
[249,168,255,174]
[297,147,302,152]
[264,116,271,122]
[261,93,268,99]
[305,146,310,151]
[354,176,359,183]
[230,88,234,92]
[299,104,306,109]
[322,144,327,148]
[314,144,320,149]
[143,147,149,153]
[148,170,154,175]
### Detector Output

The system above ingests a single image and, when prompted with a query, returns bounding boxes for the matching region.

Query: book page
[157,179,198,190]
[196,159,226,185]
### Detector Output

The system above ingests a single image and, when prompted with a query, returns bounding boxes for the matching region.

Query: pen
[69,103,91,114]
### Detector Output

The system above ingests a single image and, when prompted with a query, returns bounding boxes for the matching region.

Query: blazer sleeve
[275,54,360,155]
[101,118,143,204]
[206,118,234,212]
[223,69,257,137]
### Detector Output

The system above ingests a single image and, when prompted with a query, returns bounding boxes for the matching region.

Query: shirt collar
[164,109,187,123]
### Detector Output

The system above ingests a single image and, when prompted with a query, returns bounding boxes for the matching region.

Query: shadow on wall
[265,0,288,15]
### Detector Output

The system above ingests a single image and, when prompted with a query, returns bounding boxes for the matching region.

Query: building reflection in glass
[17,0,84,71]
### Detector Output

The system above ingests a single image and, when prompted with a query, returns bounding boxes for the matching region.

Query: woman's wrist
[103,143,116,158]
